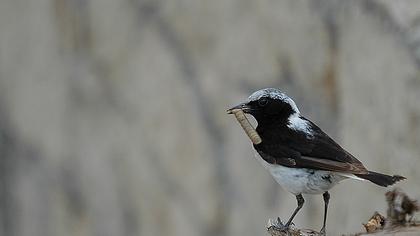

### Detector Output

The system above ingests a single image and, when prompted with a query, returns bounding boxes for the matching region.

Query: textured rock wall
[0,0,419,236]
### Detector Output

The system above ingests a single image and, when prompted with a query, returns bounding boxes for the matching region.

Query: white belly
[254,152,347,195]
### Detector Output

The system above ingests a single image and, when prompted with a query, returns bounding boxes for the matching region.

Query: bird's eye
[258,98,268,107]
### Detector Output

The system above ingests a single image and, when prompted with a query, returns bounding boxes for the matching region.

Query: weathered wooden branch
[266,218,321,236]
[266,189,419,236]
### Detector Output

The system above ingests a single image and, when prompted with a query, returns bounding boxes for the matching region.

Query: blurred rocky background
[1,0,420,235]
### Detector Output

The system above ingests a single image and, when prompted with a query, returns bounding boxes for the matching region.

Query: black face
[244,96,295,123]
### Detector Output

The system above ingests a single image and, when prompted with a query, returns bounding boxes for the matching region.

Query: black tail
[355,171,406,187]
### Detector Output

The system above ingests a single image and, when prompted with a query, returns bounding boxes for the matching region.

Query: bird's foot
[268,217,292,232]
[319,227,326,236]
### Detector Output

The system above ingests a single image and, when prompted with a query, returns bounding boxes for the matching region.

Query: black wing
[254,117,368,174]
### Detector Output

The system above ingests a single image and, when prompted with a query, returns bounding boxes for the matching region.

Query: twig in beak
[229,109,262,144]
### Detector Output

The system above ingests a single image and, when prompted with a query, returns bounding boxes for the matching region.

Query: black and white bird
[228,88,405,235]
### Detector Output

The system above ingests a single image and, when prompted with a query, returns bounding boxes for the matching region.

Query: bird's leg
[271,195,304,232]
[271,194,304,232]
[320,191,330,235]
[285,194,305,227]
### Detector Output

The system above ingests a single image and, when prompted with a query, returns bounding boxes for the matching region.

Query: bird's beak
[227,103,251,114]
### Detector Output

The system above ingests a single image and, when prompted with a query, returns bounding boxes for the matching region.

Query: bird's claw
[269,217,291,232]
[319,227,326,236]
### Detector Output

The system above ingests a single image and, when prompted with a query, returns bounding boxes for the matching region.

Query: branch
[267,218,321,236]
[266,189,419,236]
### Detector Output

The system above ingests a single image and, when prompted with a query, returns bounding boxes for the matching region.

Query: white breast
[254,151,347,195]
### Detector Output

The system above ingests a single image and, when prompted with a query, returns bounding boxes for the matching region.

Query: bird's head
[227,88,299,123]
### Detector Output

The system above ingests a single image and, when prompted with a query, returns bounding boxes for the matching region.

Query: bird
[227,88,405,235]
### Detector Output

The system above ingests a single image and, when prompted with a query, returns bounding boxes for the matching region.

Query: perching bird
[228,88,405,235]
